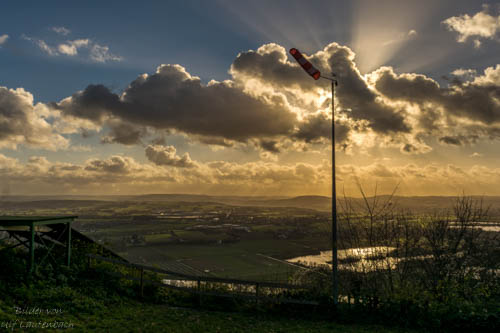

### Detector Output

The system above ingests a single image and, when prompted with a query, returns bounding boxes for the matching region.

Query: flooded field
[287,246,446,272]
[287,246,397,272]
[450,222,500,232]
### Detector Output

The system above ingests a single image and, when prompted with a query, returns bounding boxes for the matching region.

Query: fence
[86,253,319,306]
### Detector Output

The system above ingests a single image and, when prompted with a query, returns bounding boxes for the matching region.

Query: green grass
[117,238,327,281]
[0,296,418,333]
[71,303,421,333]
[0,243,418,333]
[145,233,174,243]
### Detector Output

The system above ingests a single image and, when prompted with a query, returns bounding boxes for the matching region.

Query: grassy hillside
[0,242,417,333]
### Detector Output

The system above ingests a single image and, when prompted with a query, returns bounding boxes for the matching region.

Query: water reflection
[287,247,400,272]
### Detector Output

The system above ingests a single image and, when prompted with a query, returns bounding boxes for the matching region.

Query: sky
[1,0,500,197]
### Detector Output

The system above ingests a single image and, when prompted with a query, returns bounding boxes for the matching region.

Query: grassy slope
[0,243,419,333]
[1,299,418,333]
[69,303,418,333]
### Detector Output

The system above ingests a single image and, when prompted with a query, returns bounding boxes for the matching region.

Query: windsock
[289,48,321,80]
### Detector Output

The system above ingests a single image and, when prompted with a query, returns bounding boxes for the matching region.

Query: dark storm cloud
[100,120,146,145]
[0,87,30,140]
[438,135,479,146]
[373,67,500,126]
[294,112,352,145]
[50,41,500,153]
[51,42,431,152]
[294,113,332,143]
[439,136,461,145]
[232,43,412,136]
[57,64,297,142]
[442,84,500,124]
[195,136,234,147]
[374,67,441,104]
[401,143,418,154]
[230,43,323,92]
[258,140,281,153]
[57,84,120,123]
[320,44,411,134]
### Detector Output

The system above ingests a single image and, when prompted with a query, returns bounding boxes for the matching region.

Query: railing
[86,253,319,306]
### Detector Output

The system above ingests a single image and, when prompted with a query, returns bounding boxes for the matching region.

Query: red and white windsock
[289,48,321,80]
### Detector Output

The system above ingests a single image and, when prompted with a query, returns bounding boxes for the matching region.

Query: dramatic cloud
[5,41,500,158]
[3,151,500,196]
[0,34,8,46]
[100,119,146,145]
[338,162,500,197]
[0,87,68,150]
[56,64,298,142]
[0,153,331,196]
[438,135,479,146]
[145,145,196,168]
[53,42,423,155]
[443,6,500,47]
[372,66,500,132]
[233,43,411,135]
[321,44,411,134]
[85,155,134,174]
[230,43,323,95]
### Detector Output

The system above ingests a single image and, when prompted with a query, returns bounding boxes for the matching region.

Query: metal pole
[331,76,338,306]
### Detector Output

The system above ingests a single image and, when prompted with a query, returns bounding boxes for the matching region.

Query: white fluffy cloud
[145,145,197,168]
[89,44,123,63]
[22,35,59,56]
[0,152,332,195]
[443,6,500,47]
[337,162,500,196]
[0,87,69,150]
[51,26,71,36]
[57,39,89,56]
[3,151,500,196]
[23,34,121,63]
[0,34,8,46]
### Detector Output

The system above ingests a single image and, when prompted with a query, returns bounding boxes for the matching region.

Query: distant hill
[0,199,109,209]
[2,194,500,214]
[248,196,331,211]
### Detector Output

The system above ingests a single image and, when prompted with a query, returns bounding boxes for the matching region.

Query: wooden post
[29,224,35,274]
[140,268,144,298]
[197,279,201,306]
[256,283,260,306]
[66,222,72,267]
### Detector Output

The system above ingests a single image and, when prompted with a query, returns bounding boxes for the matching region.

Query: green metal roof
[0,215,77,273]
[0,216,77,221]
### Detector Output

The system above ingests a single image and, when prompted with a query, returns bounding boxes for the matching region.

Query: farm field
[1,194,499,282]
